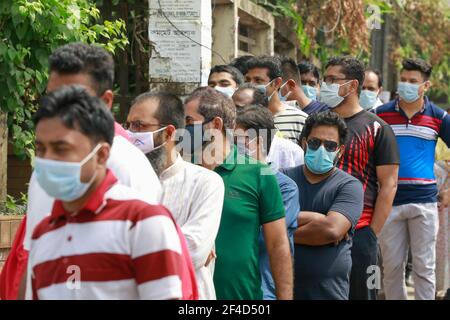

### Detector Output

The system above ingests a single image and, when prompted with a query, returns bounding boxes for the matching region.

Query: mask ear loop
[339,80,356,99]
[80,143,103,166]
[152,126,169,151]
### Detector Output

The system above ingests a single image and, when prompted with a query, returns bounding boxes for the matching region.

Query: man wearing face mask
[245,56,307,143]
[183,87,293,300]
[298,61,321,101]
[30,85,197,300]
[2,43,162,301]
[208,65,244,98]
[319,56,400,301]
[360,68,384,110]
[292,61,330,114]
[126,92,225,300]
[375,58,450,300]
[281,111,364,300]
[234,105,300,300]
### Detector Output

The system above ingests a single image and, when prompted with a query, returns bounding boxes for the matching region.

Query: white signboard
[149,0,211,83]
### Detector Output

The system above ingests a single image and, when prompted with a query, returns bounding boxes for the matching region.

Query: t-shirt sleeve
[258,167,286,225]
[329,177,364,229]
[303,101,330,115]
[374,123,400,166]
[278,174,300,232]
[439,112,450,147]
[130,208,184,300]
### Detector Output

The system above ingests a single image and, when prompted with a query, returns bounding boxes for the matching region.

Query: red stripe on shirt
[133,250,184,285]
[32,253,133,291]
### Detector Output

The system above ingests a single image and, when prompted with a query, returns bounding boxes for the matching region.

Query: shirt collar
[395,96,429,114]
[215,144,238,171]
[160,152,184,180]
[50,169,118,220]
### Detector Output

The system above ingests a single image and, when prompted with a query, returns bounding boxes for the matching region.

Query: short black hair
[209,65,245,86]
[185,86,236,129]
[281,57,301,84]
[246,55,282,80]
[34,85,115,145]
[229,55,254,76]
[234,83,267,108]
[236,105,276,154]
[300,111,348,146]
[326,56,365,93]
[401,58,432,80]
[49,42,115,96]
[132,92,185,129]
[298,60,321,81]
[365,68,383,88]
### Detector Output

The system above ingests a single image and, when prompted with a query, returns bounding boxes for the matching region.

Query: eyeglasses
[123,121,168,132]
[307,137,339,152]
[323,76,350,85]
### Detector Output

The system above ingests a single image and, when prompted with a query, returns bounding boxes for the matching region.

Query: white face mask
[214,85,235,98]
[319,80,353,108]
[127,126,167,154]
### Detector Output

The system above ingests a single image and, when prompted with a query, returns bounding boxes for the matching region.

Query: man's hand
[204,250,216,267]
[438,188,450,210]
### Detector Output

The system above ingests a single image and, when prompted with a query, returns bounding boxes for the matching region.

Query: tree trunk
[0,112,7,203]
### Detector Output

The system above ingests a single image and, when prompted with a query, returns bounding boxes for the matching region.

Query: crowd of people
[0,42,449,300]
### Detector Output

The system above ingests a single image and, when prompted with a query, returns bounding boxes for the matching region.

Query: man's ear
[351,79,359,94]
[212,116,224,132]
[97,143,111,167]
[424,80,431,91]
[272,77,283,89]
[166,125,177,141]
[100,90,114,110]
[337,144,345,160]
[300,137,307,151]
[287,79,297,90]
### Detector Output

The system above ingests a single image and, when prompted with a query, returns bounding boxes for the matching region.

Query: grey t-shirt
[281,165,364,300]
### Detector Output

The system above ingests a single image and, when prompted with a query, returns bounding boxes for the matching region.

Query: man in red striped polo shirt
[29,85,197,300]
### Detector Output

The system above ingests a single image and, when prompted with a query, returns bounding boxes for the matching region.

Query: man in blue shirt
[375,58,450,300]
[234,105,300,300]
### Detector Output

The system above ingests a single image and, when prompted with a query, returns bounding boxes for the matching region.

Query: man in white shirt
[126,92,224,299]
[22,43,162,299]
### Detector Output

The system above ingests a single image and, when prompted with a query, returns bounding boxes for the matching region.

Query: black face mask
[180,119,214,154]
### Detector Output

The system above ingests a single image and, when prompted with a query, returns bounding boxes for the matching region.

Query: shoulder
[425,98,448,120]
[183,161,225,188]
[280,165,303,183]
[373,99,397,114]
[103,184,172,221]
[332,169,363,190]
[275,171,299,193]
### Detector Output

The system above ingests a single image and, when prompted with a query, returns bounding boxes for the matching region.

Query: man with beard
[126,92,225,300]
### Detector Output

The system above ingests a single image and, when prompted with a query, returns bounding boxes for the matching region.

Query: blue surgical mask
[235,137,257,157]
[398,81,423,103]
[319,81,352,108]
[302,85,317,101]
[278,82,291,102]
[34,144,102,202]
[214,86,235,98]
[359,90,378,110]
[305,145,337,174]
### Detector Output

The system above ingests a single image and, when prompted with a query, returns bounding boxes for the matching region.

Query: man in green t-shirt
[182,86,293,300]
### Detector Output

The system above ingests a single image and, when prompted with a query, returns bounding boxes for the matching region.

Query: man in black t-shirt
[303,56,400,300]
[282,111,364,300]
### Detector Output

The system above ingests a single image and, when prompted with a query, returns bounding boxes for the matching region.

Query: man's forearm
[267,239,293,300]
[294,217,337,246]
[370,184,397,235]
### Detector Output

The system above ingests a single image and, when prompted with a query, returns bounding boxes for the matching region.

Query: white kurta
[159,153,224,300]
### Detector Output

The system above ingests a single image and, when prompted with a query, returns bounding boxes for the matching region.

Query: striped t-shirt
[273,105,308,143]
[29,170,198,300]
